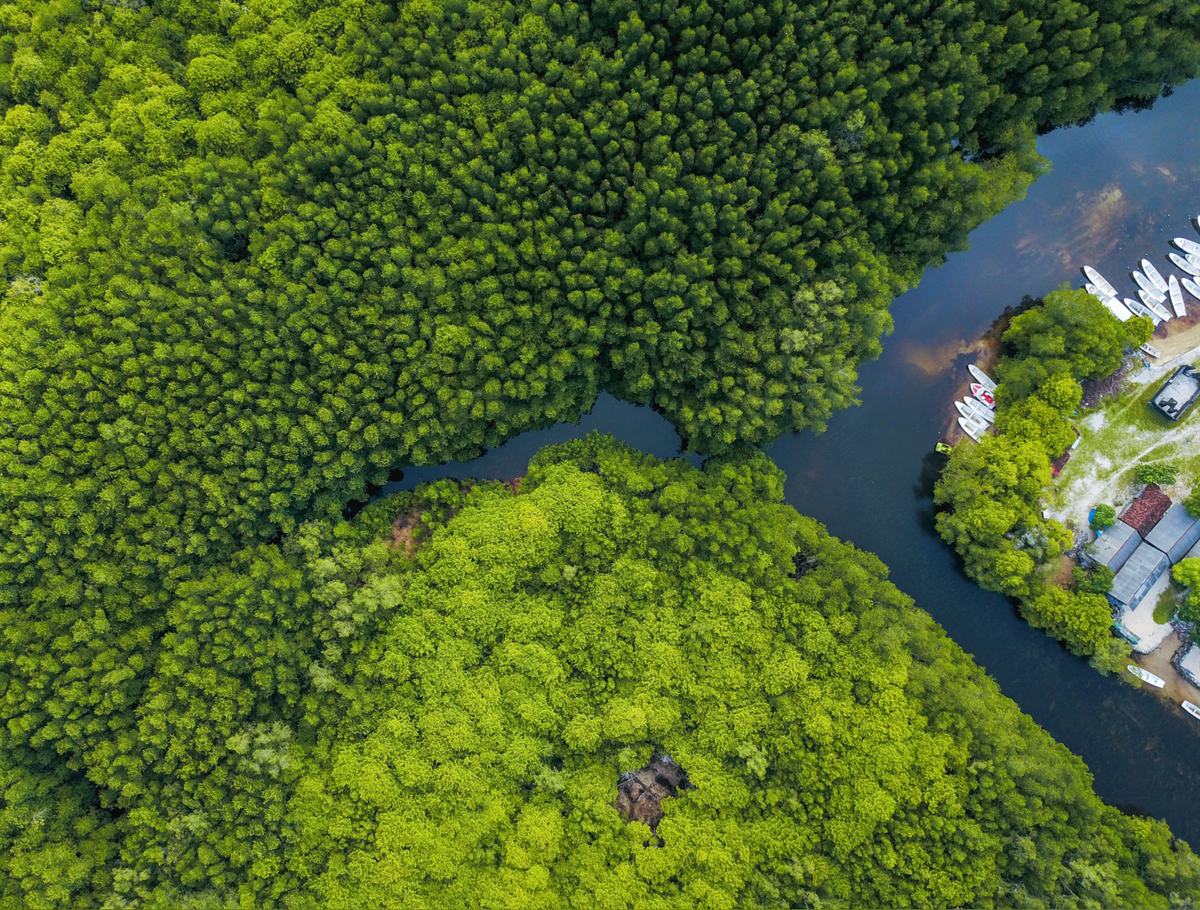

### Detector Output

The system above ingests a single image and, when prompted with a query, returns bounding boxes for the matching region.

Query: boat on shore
[1139,292,1173,322]
[970,383,996,407]
[968,364,996,391]
[958,399,995,424]
[1169,252,1200,276]
[1183,277,1200,301]
[1169,275,1186,317]
[1124,297,1162,324]
[1142,259,1169,294]
[957,416,986,442]
[1134,271,1167,302]
[1141,342,1162,358]
[1185,701,1200,721]
[1174,237,1200,257]
[1086,284,1133,321]
[1082,265,1118,298]
[1127,665,1166,688]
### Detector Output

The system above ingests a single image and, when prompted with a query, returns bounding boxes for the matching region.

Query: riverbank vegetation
[4,435,1198,908]
[935,288,1153,668]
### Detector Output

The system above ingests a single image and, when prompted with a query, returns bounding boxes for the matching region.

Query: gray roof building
[1108,540,1170,610]
[1087,519,1141,574]
[1151,365,1200,421]
[1145,503,1200,564]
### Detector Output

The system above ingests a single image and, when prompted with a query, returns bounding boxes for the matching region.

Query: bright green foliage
[1173,557,1200,624]
[937,288,1141,665]
[4,435,1197,908]
[1091,503,1117,530]
[1137,462,1180,485]
[1186,489,1200,516]
[0,0,1194,801]
[1073,563,1115,594]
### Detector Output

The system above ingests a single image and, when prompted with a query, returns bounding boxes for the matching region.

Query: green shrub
[1136,463,1179,485]
[1090,504,1117,530]
[1073,563,1115,594]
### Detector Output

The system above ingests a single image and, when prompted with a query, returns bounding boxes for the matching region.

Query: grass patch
[1153,581,1182,624]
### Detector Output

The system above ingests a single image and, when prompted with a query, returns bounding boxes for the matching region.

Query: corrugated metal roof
[1146,503,1200,562]
[1088,520,1140,571]
[1110,540,1168,606]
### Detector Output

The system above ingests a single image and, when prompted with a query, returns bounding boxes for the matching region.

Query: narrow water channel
[380,81,1200,844]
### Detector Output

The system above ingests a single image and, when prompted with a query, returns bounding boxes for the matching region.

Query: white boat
[1141,342,1162,358]
[1142,259,1168,294]
[1139,291,1173,322]
[1188,252,1200,269]
[1170,252,1200,276]
[1127,665,1166,688]
[970,383,996,407]
[963,393,995,417]
[1168,275,1186,317]
[1102,296,1134,321]
[957,416,985,442]
[1083,265,1119,299]
[1174,237,1200,257]
[1124,297,1162,324]
[968,364,996,391]
[958,399,995,424]
[1184,701,1200,721]
[1183,277,1200,301]
[1133,271,1167,302]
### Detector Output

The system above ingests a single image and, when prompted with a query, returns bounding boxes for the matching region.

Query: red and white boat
[970,383,996,407]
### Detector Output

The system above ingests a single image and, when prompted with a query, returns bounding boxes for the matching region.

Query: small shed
[1151,365,1200,421]
[1088,519,1141,574]
[1145,503,1200,564]
[1120,484,1172,537]
[1108,540,1170,610]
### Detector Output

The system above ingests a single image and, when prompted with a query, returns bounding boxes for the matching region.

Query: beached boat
[1139,291,1173,322]
[968,363,996,391]
[1187,252,1200,269]
[1141,342,1162,358]
[1102,296,1134,321]
[1169,275,1186,317]
[1174,237,1200,257]
[1142,259,1169,294]
[959,399,995,424]
[1184,701,1200,721]
[1082,265,1118,299]
[1124,297,1162,324]
[1170,252,1200,276]
[1127,665,1166,687]
[957,416,985,442]
[1183,277,1200,301]
[1133,270,1167,302]
[970,383,996,407]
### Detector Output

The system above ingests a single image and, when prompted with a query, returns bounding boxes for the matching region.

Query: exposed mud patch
[615,755,689,832]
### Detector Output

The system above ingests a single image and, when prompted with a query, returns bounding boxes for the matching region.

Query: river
[378,82,1200,844]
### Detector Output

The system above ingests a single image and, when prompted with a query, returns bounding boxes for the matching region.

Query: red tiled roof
[1120,483,1172,536]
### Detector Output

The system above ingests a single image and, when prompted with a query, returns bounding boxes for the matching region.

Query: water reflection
[371,81,1200,843]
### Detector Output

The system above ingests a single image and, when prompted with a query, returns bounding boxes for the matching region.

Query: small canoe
[1141,342,1162,358]
[1174,237,1200,257]
[1169,275,1186,317]
[968,364,997,391]
[1127,665,1166,688]
[1183,277,1200,301]
[1082,265,1119,299]
[1133,271,1167,302]
[1184,701,1200,721]
[957,417,984,442]
[1139,291,1173,322]
[970,383,996,407]
[1142,259,1169,294]
[959,399,995,424]
[1124,297,1162,324]
[1101,297,1134,321]
[1169,252,1200,277]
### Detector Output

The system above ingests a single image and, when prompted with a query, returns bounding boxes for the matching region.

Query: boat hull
[957,417,984,442]
[1082,265,1118,299]
[1183,277,1200,301]
[970,383,996,407]
[1127,665,1166,688]
[1142,259,1169,294]
[968,364,996,391]
[1174,237,1200,257]
[960,399,995,424]
[1185,700,1200,721]
[1134,270,1166,302]
[1139,292,1173,322]
[1170,252,1200,277]
[1169,275,1186,317]
[1125,298,1162,324]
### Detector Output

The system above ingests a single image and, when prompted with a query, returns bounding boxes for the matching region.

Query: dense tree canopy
[3,435,1197,908]
[0,1,1197,901]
